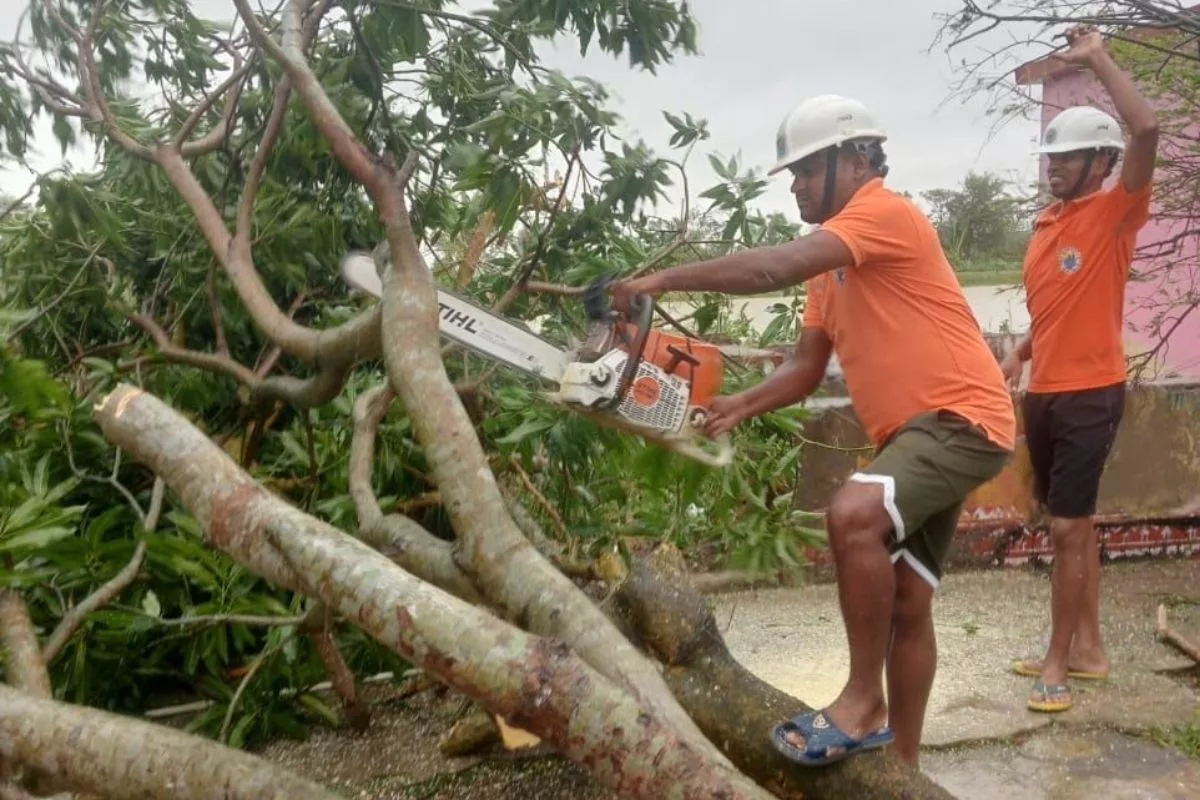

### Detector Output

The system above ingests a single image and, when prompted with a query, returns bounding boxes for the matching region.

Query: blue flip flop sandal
[770,709,895,767]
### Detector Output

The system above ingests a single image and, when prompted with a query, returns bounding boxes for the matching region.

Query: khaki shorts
[849,410,1012,590]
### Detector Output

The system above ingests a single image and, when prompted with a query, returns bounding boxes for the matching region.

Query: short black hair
[840,138,889,178]
[1101,148,1120,179]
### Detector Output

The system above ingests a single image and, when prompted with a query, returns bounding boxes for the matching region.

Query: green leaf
[0,525,75,551]
[497,415,555,445]
[141,589,162,618]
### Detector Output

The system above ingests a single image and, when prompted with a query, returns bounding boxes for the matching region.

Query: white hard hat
[1034,106,1125,154]
[768,95,888,176]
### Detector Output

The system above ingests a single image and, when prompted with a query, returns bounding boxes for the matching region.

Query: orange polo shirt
[802,178,1015,451]
[1022,180,1152,394]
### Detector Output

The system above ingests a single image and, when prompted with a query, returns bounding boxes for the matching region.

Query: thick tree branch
[232,0,738,768]
[0,592,58,798]
[0,593,51,699]
[348,383,394,529]
[348,384,486,604]
[612,548,957,800]
[0,685,340,800]
[92,383,772,799]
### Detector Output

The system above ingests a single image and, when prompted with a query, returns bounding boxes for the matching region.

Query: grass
[1151,664,1200,761]
[956,268,1023,287]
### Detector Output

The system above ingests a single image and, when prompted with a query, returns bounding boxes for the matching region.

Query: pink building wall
[1031,67,1200,383]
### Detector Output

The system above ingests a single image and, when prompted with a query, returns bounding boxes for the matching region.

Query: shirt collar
[1035,187,1104,228]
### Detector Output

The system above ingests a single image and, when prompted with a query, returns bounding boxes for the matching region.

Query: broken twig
[1156,603,1200,664]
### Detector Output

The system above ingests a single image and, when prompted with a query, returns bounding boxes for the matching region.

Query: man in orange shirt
[999,25,1158,713]
[613,95,1015,768]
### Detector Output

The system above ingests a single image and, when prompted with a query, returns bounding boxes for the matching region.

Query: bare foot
[1012,653,1109,678]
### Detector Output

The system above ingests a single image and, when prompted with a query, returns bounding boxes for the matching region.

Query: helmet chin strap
[1064,150,1097,201]
[820,146,838,221]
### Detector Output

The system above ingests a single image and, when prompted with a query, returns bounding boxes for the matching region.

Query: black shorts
[1022,382,1125,519]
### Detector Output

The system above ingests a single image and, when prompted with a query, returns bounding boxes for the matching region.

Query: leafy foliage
[922,171,1033,268]
[0,0,821,749]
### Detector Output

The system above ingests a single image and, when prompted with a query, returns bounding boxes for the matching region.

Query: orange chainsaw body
[613,322,724,416]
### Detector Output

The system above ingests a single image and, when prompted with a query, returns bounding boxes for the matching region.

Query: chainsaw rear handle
[610,292,654,406]
[586,274,655,410]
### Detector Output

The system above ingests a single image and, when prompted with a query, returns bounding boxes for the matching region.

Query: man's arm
[732,326,833,419]
[1064,26,1158,191]
[619,231,853,300]
[1010,331,1033,363]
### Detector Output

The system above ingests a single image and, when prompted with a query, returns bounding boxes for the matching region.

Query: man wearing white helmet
[612,94,1015,767]
[1000,25,1159,714]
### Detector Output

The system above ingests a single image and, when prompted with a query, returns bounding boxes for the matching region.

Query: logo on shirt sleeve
[1058,246,1083,275]
[834,267,847,285]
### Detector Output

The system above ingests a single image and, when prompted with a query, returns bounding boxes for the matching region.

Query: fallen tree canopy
[75,381,954,800]
[0,0,959,797]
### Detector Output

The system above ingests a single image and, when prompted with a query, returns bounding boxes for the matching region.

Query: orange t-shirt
[1022,180,1152,393]
[803,178,1015,451]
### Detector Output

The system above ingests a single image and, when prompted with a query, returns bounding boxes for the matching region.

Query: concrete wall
[794,384,1200,522]
[1039,68,1200,382]
[792,384,1200,571]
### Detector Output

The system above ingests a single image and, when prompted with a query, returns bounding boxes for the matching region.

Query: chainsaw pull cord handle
[601,292,654,410]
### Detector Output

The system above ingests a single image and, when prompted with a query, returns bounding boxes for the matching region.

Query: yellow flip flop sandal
[1009,658,1108,681]
[1028,680,1072,713]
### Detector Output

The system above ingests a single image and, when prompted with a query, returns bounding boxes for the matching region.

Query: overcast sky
[0,0,1048,219]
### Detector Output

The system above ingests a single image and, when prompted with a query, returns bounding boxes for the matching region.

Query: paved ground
[713,559,1200,798]
[260,560,1200,799]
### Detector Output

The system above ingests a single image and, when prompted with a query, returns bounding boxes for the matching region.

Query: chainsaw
[338,249,733,468]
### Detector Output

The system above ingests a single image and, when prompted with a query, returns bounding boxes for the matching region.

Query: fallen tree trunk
[611,549,956,800]
[272,422,959,799]
[0,685,338,800]
[93,382,770,799]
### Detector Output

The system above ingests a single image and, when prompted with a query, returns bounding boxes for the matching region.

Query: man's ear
[850,150,871,180]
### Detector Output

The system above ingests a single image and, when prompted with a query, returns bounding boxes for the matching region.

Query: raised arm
[1057,25,1159,191]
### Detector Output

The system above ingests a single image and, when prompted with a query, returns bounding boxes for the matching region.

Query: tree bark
[226,0,732,766]
[300,604,370,730]
[0,685,340,800]
[610,548,957,800]
[374,222,734,766]
[0,592,51,698]
[92,383,773,799]
[268,399,958,800]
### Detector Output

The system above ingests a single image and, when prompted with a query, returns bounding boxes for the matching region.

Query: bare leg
[1035,515,1092,701]
[785,482,893,750]
[886,559,936,767]
[1071,523,1109,672]
[1019,517,1108,677]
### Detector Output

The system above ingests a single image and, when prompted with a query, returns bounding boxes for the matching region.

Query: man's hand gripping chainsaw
[339,250,733,468]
